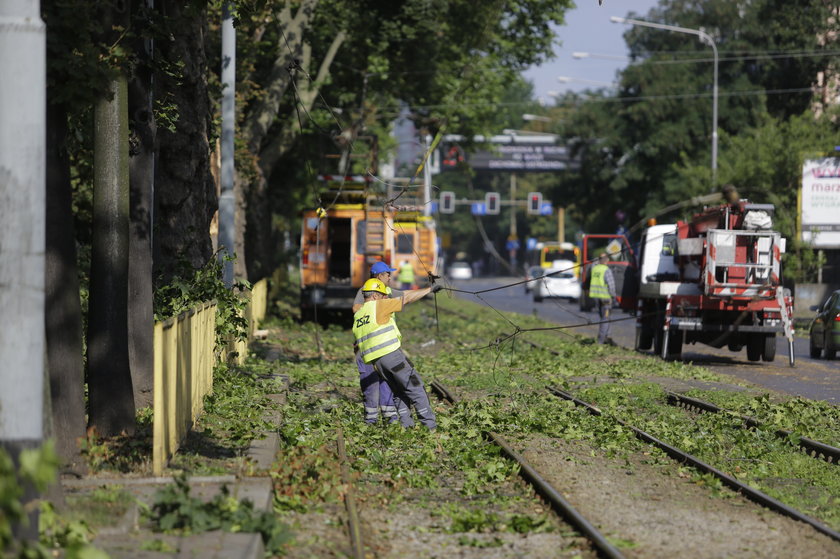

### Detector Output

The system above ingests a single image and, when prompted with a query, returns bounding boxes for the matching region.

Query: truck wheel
[665,329,683,360]
[762,334,776,362]
[809,336,821,359]
[746,335,762,361]
[636,324,653,351]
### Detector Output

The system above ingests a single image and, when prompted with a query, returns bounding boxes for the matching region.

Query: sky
[523,0,662,105]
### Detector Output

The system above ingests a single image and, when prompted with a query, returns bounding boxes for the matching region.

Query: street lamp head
[610,16,626,24]
[572,52,590,59]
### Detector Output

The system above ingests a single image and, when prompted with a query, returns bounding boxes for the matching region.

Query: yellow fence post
[152,280,267,474]
[152,302,218,475]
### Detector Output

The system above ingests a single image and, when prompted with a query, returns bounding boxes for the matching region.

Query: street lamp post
[610,16,718,185]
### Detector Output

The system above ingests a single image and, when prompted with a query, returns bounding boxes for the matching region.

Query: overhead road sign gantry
[440,133,579,173]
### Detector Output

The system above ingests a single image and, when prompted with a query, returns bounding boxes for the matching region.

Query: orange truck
[299,176,438,319]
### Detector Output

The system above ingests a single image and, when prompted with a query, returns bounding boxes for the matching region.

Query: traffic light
[440,191,455,213]
[485,192,500,215]
[527,192,543,215]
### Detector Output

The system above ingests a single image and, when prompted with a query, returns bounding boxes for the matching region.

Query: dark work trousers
[356,352,396,424]
[374,348,437,430]
[596,298,612,344]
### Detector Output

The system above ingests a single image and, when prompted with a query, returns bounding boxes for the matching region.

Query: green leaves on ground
[147,473,292,556]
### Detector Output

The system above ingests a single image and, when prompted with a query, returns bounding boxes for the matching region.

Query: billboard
[801,157,840,248]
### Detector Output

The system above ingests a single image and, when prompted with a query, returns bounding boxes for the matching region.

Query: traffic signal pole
[510,173,517,238]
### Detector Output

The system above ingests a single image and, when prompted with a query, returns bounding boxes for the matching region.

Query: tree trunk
[87,75,136,437]
[128,8,156,410]
[45,101,87,470]
[153,0,216,282]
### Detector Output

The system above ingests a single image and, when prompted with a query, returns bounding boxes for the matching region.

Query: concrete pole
[0,0,46,447]
[218,2,236,286]
[0,0,46,540]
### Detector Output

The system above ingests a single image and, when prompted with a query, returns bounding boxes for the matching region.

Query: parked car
[533,266,581,302]
[524,265,544,294]
[809,289,840,359]
[448,261,473,280]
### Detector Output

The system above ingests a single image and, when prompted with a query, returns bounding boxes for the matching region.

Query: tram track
[422,296,840,552]
[546,386,840,544]
[664,391,840,464]
[429,380,626,559]
[430,378,840,556]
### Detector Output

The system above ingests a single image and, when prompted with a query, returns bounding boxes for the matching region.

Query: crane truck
[636,200,794,366]
[634,200,795,365]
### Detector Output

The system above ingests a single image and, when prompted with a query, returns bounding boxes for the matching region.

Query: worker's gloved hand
[432,284,444,293]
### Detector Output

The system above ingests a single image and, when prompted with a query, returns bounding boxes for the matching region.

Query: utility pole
[510,173,517,238]
[508,173,519,271]
[0,0,46,540]
[423,134,432,216]
[219,1,236,286]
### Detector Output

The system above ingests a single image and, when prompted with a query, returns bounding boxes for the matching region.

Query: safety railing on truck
[152,278,268,475]
[704,229,783,297]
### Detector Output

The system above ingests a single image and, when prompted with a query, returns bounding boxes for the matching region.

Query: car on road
[448,261,473,280]
[533,265,581,302]
[524,265,545,294]
[808,289,840,359]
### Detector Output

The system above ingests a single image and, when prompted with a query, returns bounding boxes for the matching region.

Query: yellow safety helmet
[362,278,388,294]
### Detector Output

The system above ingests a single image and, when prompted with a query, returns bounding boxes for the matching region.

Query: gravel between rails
[515,434,840,558]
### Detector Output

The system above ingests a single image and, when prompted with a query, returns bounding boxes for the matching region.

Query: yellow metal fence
[152,279,268,475]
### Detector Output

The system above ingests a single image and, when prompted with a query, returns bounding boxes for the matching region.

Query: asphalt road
[447,276,840,406]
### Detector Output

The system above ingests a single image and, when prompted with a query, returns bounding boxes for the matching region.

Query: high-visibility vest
[589,264,612,299]
[353,301,402,363]
[398,263,415,284]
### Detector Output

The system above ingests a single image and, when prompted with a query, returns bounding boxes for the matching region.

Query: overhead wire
[272,13,787,360]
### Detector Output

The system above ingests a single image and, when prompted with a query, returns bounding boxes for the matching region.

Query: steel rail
[336,428,365,559]
[665,391,840,465]
[429,380,626,559]
[524,337,839,464]
[548,387,840,543]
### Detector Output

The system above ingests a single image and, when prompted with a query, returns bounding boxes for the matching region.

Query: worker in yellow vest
[352,278,442,429]
[397,260,415,289]
[589,251,616,345]
[353,262,402,424]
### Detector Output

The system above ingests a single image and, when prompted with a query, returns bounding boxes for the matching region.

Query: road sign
[471,203,486,216]
[539,202,553,216]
